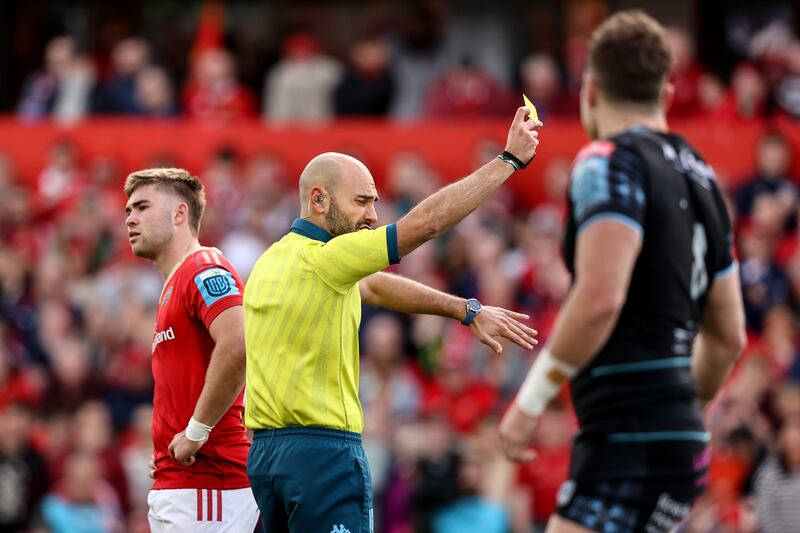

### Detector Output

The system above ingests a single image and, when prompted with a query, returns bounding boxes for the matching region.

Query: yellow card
[523,94,538,122]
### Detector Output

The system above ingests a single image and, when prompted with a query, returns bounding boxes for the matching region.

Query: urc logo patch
[203,274,231,296]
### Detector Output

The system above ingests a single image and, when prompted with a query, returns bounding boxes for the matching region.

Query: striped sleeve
[303,224,399,293]
[187,251,243,328]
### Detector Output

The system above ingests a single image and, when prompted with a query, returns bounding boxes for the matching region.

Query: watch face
[467,300,481,312]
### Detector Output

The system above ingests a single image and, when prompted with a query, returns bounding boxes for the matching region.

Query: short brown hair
[124,168,206,234]
[589,10,672,105]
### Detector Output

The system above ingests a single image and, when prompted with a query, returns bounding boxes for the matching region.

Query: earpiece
[315,195,325,204]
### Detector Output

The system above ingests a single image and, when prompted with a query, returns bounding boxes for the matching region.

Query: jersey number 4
[690,223,708,301]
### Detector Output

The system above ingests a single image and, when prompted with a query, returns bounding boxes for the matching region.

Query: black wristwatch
[461,298,482,326]
[498,150,533,171]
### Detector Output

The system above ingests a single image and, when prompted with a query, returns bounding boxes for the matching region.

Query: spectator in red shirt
[666,27,705,118]
[37,140,85,214]
[516,400,575,528]
[730,63,769,120]
[183,49,256,121]
[422,325,498,434]
[425,58,514,118]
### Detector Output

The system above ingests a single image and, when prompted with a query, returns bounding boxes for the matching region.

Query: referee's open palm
[469,306,538,354]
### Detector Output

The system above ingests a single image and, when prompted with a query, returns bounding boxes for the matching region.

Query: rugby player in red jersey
[124,168,258,531]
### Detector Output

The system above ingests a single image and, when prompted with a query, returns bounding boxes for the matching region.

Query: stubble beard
[325,197,359,237]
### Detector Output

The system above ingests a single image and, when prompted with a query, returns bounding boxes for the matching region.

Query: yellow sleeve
[303,223,400,293]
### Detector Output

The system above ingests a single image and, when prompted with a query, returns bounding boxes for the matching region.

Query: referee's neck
[301,214,329,232]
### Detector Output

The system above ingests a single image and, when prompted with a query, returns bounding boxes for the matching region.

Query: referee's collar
[290,218,333,243]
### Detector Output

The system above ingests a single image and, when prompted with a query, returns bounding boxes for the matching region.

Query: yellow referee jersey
[243,218,400,432]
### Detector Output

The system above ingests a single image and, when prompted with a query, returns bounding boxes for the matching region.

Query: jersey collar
[290,218,332,243]
[160,245,220,301]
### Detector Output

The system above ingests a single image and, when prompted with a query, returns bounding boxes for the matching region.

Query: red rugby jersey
[150,248,250,489]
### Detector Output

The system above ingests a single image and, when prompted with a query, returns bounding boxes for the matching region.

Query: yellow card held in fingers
[523,94,538,121]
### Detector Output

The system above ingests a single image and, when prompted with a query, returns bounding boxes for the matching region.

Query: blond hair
[124,168,206,235]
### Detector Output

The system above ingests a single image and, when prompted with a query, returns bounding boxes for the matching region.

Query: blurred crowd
[0,115,799,532]
[13,12,800,125]
[3,1,800,533]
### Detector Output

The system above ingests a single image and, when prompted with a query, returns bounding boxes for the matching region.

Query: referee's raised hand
[469,306,538,354]
[504,106,543,168]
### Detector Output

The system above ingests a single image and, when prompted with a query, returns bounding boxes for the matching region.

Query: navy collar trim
[290,218,332,243]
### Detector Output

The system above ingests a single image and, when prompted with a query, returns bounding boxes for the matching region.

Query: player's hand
[498,403,538,462]
[148,453,156,480]
[469,306,538,354]
[504,106,543,165]
[168,431,206,466]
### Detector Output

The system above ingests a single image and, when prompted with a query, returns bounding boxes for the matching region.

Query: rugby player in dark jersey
[499,10,746,533]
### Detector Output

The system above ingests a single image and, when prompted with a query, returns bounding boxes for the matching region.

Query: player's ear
[583,72,598,108]
[173,202,189,226]
[662,81,675,113]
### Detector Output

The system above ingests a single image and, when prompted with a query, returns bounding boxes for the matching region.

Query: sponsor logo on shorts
[645,493,691,533]
[330,525,351,533]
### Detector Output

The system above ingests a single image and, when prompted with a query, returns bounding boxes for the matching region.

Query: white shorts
[147,488,259,532]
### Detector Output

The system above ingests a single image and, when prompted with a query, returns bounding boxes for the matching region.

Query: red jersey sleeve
[185,252,244,329]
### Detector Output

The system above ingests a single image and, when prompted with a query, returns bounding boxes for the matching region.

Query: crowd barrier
[0,116,797,206]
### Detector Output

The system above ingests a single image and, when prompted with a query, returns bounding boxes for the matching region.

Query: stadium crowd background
[0,0,799,532]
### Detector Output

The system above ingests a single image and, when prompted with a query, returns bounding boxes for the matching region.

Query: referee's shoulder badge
[193,267,240,306]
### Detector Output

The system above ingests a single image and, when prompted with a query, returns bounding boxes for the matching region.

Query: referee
[244,107,541,533]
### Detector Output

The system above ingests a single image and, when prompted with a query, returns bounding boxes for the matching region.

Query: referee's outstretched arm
[395,106,541,258]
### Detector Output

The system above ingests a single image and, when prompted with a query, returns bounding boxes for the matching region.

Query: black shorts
[555,434,709,533]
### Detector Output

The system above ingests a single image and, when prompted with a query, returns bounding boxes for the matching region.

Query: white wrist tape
[185,416,214,442]
[515,349,578,417]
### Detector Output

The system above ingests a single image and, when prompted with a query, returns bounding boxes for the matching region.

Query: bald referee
[244,107,541,533]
